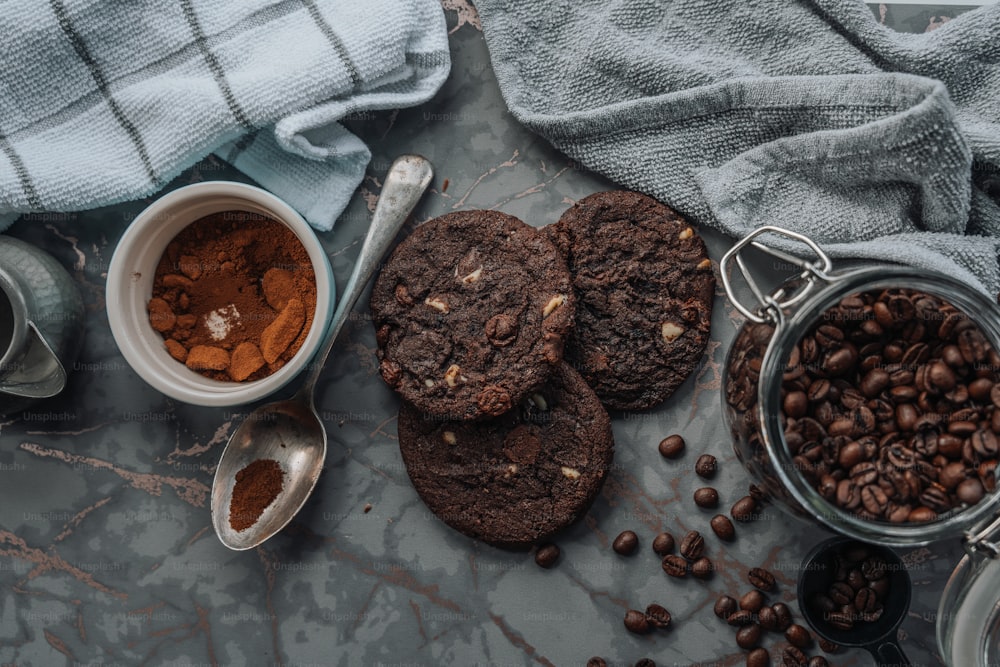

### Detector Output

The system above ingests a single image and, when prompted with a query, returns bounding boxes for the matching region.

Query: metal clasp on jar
[720,226,837,325]
[965,512,1000,559]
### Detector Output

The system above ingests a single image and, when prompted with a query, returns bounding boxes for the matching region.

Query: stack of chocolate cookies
[370,192,714,548]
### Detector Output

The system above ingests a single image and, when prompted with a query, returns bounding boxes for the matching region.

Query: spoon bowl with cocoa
[211,154,434,550]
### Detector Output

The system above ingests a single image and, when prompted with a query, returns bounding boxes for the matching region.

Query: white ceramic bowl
[107,182,335,406]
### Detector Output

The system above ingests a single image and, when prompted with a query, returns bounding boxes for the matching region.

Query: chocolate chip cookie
[397,362,614,549]
[547,191,714,410]
[371,210,575,420]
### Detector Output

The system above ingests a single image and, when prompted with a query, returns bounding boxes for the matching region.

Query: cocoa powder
[229,458,284,531]
[148,211,317,382]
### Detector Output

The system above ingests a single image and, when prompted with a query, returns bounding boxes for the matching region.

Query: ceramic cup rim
[106,182,335,406]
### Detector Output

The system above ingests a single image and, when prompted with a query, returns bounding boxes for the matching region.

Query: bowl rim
[106,181,335,406]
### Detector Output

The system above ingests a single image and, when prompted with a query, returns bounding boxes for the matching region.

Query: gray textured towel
[475,0,1000,295]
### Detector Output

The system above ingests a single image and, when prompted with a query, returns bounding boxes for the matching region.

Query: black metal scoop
[797,537,912,666]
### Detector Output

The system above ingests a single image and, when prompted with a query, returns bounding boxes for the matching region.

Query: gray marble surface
[0,3,983,666]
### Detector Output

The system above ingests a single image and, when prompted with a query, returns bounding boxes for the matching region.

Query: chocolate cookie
[371,210,575,420]
[397,362,614,549]
[548,191,715,410]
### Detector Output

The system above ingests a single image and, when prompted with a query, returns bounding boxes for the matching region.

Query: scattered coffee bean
[695,454,717,478]
[715,595,738,619]
[727,609,755,626]
[645,603,672,629]
[587,659,607,667]
[634,660,655,667]
[613,530,639,555]
[534,543,559,568]
[740,590,765,613]
[807,657,829,667]
[659,434,686,458]
[785,624,812,649]
[661,554,688,578]
[781,645,808,667]
[757,606,779,631]
[710,514,736,541]
[774,289,1000,522]
[736,623,762,649]
[732,496,758,522]
[818,638,839,653]
[652,531,675,556]
[694,487,720,508]
[748,567,776,591]
[772,603,793,631]
[691,556,714,579]
[746,647,770,667]
[680,530,705,560]
[624,609,651,634]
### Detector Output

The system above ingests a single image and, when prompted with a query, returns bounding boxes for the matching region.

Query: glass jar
[936,515,1000,667]
[721,226,1000,546]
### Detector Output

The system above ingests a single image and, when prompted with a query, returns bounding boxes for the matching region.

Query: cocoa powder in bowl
[148,211,317,382]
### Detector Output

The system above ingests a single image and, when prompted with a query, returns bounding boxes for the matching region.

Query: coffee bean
[855,587,878,612]
[782,646,808,667]
[958,477,985,504]
[645,603,671,629]
[772,603,793,631]
[735,591,762,614]
[659,434,685,458]
[784,391,808,418]
[661,554,687,578]
[829,581,854,606]
[736,623,762,649]
[732,496,758,522]
[818,638,840,653]
[624,609,650,634]
[869,577,890,598]
[861,556,887,581]
[714,595,738,619]
[534,544,559,568]
[680,531,705,560]
[859,484,888,515]
[846,568,867,591]
[694,487,720,508]
[808,657,830,667]
[587,659,607,667]
[691,557,714,579]
[785,624,811,649]
[634,660,655,667]
[652,531,675,556]
[612,530,639,555]
[860,368,890,398]
[826,611,854,631]
[748,567,776,591]
[908,505,937,522]
[746,647,770,667]
[710,514,736,541]
[758,605,779,631]
[695,454,717,478]
[727,609,755,626]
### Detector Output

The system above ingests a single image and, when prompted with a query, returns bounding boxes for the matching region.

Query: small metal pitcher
[0,235,84,415]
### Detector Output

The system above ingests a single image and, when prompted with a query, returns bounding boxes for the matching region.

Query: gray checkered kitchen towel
[0,0,450,231]
[475,0,1000,295]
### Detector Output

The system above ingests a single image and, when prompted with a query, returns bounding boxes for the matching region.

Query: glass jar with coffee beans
[722,227,1000,546]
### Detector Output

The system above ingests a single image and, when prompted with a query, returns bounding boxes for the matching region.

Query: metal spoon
[210,154,434,550]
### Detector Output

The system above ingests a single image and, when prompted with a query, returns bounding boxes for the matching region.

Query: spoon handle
[299,154,434,394]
